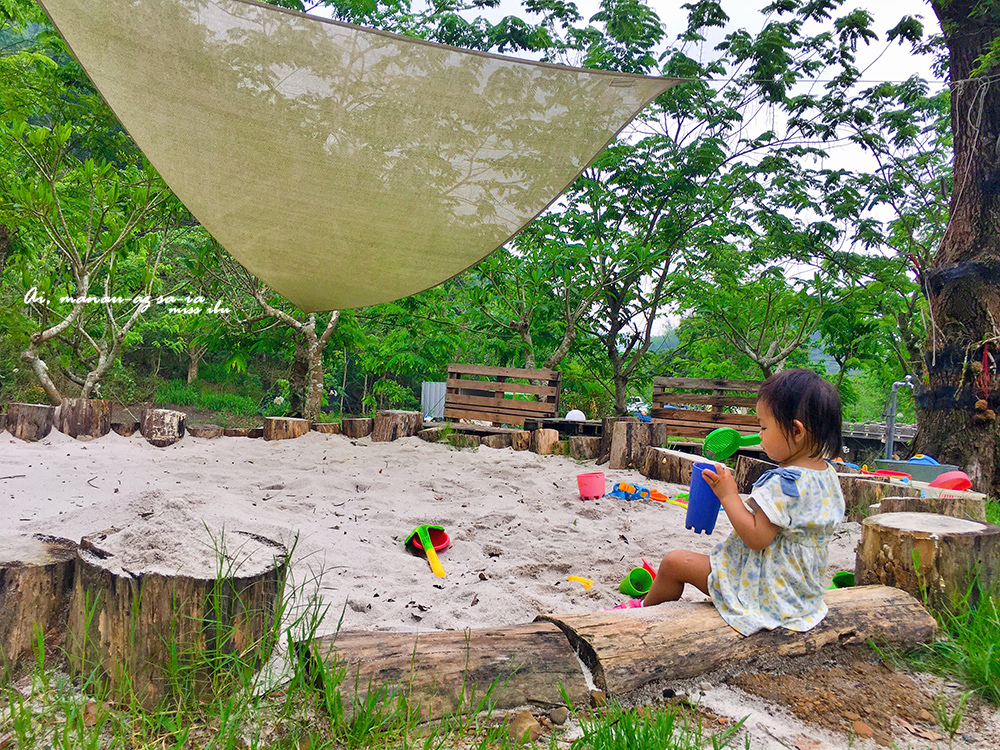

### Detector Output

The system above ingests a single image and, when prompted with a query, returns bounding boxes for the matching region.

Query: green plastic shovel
[703,427,761,460]
[405,524,446,578]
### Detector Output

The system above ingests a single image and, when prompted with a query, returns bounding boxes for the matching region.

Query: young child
[613,368,845,636]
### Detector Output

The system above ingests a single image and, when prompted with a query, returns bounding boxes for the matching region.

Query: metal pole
[884,375,914,461]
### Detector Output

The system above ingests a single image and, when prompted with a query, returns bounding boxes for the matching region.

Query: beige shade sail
[36,0,679,311]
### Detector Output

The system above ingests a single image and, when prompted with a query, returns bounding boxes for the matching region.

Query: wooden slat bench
[650,377,763,439]
[444,364,561,427]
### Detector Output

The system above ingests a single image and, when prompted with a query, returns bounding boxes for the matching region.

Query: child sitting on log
[613,368,845,636]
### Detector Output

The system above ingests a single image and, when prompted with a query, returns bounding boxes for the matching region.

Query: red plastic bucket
[577,472,605,500]
[407,527,450,553]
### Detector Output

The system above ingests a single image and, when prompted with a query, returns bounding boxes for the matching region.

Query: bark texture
[305,623,590,722]
[538,586,934,696]
[917,2,1000,494]
[67,531,287,708]
[856,512,1000,616]
[0,535,77,676]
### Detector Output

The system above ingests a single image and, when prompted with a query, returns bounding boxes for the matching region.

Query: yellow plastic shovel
[406,524,446,578]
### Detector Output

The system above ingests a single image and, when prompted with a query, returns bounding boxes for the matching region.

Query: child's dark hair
[757,368,842,458]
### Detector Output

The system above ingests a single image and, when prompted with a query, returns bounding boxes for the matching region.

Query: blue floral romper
[707,465,845,636]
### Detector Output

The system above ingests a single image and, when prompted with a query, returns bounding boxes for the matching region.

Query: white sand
[7,428,1000,750]
[0,428,860,635]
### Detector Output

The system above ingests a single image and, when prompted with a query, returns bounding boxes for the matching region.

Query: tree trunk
[0,224,11,291]
[916,3,1000,494]
[0,534,77,676]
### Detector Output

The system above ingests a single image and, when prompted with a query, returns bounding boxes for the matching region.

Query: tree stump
[856,513,1000,616]
[112,421,141,437]
[448,432,481,449]
[838,475,922,522]
[0,534,77,676]
[223,427,251,438]
[880,495,986,523]
[532,429,560,455]
[55,398,112,439]
[6,403,55,442]
[733,455,778,493]
[640,447,700,485]
[418,426,446,442]
[598,417,639,464]
[342,418,374,439]
[248,427,264,439]
[569,436,601,461]
[510,431,531,451]
[372,410,423,442]
[263,417,311,441]
[186,424,223,439]
[141,408,186,447]
[482,433,513,449]
[67,527,288,708]
[609,421,659,470]
[312,422,341,434]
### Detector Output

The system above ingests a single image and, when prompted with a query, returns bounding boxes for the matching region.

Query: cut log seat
[302,586,932,722]
[538,586,935,696]
[305,622,590,721]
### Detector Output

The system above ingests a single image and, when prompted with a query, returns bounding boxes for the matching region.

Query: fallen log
[67,528,287,708]
[55,398,112,439]
[418,426,446,442]
[263,417,311,441]
[856,513,1000,616]
[0,534,77,675]
[305,622,590,721]
[5,403,55,442]
[372,410,423,442]
[538,586,935,696]
[640,447,700,486]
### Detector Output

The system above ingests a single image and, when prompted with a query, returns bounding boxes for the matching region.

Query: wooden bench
[443,364,561,427]
[650,377,762,438]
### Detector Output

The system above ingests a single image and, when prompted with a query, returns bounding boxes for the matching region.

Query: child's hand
[701,463,738,499]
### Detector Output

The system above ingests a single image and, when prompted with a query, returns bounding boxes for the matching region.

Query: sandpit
[0,428,862,634]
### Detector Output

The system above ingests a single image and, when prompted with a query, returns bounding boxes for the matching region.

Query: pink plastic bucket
[577,472,605,500]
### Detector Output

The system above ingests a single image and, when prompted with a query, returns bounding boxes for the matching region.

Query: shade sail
[36,0,679,311]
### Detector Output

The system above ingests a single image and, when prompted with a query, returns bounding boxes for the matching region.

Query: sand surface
[4,427,925,749]
[0,428,862,634]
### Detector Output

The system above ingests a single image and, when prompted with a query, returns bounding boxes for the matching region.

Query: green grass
[0,552,752,750]
[154,379,259,416]
[901,578,1000,706]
